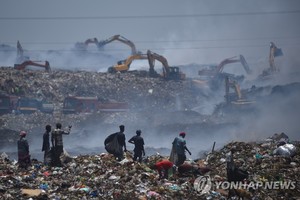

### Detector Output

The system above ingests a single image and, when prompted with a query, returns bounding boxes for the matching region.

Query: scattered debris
[0,134,299,199]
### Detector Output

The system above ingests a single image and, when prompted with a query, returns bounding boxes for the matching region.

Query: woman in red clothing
[151,160,175,179]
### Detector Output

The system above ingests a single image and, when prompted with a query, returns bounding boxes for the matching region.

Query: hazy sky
[1,0,300,69]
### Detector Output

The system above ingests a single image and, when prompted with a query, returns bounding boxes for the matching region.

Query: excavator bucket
[239,55,251,74]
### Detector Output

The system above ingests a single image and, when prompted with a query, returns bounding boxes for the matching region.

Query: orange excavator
[16,40,30,63]
[14,60,51,72]
[97,35,140,55]
[74,38,99,51]
[198,55,251,78]
[107,53,148,73]
[147,50,186,81]
[14,41,51,72]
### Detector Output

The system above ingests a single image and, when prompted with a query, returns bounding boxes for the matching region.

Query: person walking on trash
[17,131,31,169]
[42,124,51,165]
[104,125,127,161]
[51,123,71,167]
[170,132,191,166]
[128,129,145,162]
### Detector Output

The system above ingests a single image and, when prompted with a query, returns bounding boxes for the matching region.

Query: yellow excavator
[259,42,283,79]
[224,76,255,106]
[74,38,99,52]
[198,55,251,78]
[107,53,148,73]
[97,34,140,55]
[213,76,256,116]
[147,50,186,81]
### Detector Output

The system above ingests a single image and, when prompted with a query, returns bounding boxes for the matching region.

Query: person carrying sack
[104,125,127,161]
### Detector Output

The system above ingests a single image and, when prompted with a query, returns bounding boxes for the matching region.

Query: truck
[15,97,54,114]
[0,94,54,115]
[62,96,129,114]
[0,94,18,115]
[16,97,41,114]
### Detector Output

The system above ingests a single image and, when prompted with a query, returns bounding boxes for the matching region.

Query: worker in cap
[19,131,27,137]
[179,132,186,137]
[170,131,191,166]
[128,129,145,162]
[17,131,31,169]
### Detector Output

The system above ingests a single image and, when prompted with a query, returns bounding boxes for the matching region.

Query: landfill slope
[0,66,221,155]
[1,67,300,199]
[0,134,299,199]
[1,67,300,154]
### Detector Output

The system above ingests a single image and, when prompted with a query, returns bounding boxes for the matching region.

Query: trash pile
[0,133,299,199]
[0,67,198,112]
[0,66,212,147]
[205,132,300,199]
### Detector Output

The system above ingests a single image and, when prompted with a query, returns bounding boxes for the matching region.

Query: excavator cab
[166,67,186,81]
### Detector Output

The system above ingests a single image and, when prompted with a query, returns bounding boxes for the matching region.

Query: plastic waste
[273,143,296,157]
[39,183,49,190]
[169,184,180,191]
[1,152,9,160]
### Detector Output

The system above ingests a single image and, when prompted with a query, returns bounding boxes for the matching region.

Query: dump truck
[62,96,129,114]
[0,94,18,115]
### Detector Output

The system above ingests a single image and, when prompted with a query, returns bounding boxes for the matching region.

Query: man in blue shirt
[171,132,191,166]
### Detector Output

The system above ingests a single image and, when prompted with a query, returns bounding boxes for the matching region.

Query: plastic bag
[273,144,296,157]
[105,133,120,154]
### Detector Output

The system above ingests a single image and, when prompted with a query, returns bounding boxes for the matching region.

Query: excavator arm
[97,35,138,55]
[16,40,24,63]
[216,55,251,74]
[147,50,170,78]
[14,60,51,72]
[225,76,242,102]
[199,55,251,77]
[225,76,255,106]
[16,40,30,63]
[269,42,283,72]
[74,38,99,51]
[147,50,186,80]
[108,54,148,73]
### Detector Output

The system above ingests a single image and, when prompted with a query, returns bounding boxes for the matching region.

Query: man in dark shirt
[128,129,145,162]
[115,125,127,161]
[42,124,51,165]
[51,123,71,167]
